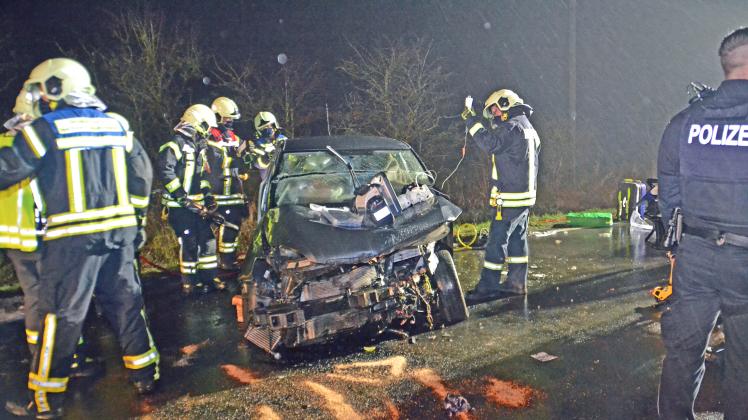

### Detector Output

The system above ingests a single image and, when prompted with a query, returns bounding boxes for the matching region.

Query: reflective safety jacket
[205,137,246,207]
[658,79,748,236]
[0,107,151,243]
[0,133,44,251]
[467,106,540,208]
[159,132,210,208]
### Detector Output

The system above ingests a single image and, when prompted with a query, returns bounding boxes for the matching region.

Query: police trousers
[168,207,217,287]
[476,207,529,293]
[216,204,245,268]
[658,233,748,420]
[29,236,158,413]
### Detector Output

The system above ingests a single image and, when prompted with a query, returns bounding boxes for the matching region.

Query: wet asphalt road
[0,225,728,419]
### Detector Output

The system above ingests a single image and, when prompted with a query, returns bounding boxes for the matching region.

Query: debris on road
[530,352,558,362]
[363,346,377,353]
[444,393,473,417]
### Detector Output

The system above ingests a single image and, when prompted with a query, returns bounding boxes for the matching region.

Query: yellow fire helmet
[181,104,218,137]
[211,97,240,120]
[483,89,523,119]
[22,58,95,109]
[254,111,278,132]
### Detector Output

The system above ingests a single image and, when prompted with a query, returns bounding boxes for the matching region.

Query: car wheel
[432,249,469,324]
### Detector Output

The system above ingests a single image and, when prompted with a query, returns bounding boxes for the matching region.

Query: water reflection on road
[0,224,700,419]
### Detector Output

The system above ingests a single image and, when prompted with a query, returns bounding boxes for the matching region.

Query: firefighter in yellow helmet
[159,104,226,294]
[0,58,158,418]
[463,89,540,304]
[205,97,248,270]
[249,111,287,180]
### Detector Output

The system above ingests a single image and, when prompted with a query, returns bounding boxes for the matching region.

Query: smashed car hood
[262,196,461,265]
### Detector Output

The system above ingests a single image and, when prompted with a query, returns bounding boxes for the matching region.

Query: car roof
[282,135,412,153]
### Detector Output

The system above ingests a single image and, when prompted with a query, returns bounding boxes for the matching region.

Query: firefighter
[207,97,248,270]
[0,58,158,418]
[463,89,540,303]
[250,111,286,180]
[657,27,748,419]
[0,94,105,387]
[159,104,226,294]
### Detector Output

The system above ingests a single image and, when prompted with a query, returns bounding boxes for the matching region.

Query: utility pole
[569,0,577,185]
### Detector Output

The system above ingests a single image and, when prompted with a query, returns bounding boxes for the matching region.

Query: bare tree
[79,9,202,154]
[336,37,452,155]
[212,58,323,138]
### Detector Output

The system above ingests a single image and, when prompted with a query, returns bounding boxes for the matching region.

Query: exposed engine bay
[239,171,467,355]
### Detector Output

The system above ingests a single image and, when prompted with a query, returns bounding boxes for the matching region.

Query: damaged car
[237,135,468,355]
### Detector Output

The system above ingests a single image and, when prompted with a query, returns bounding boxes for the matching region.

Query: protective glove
[460,96,475,120]
[178,196,206,216]
[204,194,218,213]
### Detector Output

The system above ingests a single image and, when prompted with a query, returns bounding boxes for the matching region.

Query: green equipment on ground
[566,212,613,228]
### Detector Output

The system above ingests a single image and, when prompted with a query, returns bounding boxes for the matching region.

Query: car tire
[432,249,469,324]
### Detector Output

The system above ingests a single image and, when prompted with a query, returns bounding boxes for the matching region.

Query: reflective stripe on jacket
[158,133,208,207]
[0,108,141,242]
[468,112,540,208]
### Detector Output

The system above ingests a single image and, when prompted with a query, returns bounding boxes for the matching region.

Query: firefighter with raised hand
[463,89,540,304]
[160,104,225,295]
[250,111,287,181]
[657,27,748,419]
[207,97,248,270]
[0,58,159,419]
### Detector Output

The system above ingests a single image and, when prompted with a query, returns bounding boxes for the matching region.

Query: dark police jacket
[658,79,748,236]
[159,131,210,208]
[467,105,541,208]
[0,106,151,247]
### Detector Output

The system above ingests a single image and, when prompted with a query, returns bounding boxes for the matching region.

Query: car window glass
[273,150,430,207]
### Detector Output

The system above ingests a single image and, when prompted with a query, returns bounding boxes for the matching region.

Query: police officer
[207,97,248,270]
[0,58,158,418]
[160,104,225,294]
[250,111,286,181]
[657,28,748,419]
[463,89,540,303]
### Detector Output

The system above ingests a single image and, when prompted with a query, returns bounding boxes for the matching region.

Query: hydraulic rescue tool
[181,197,241,231]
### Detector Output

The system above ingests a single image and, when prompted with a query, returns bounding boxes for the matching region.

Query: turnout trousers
[168,207,218,288]
[475,207,530,294]
[5,249,42,354]
[658,233,748,420]
[216,204,245,269]
[29,237,158,414]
